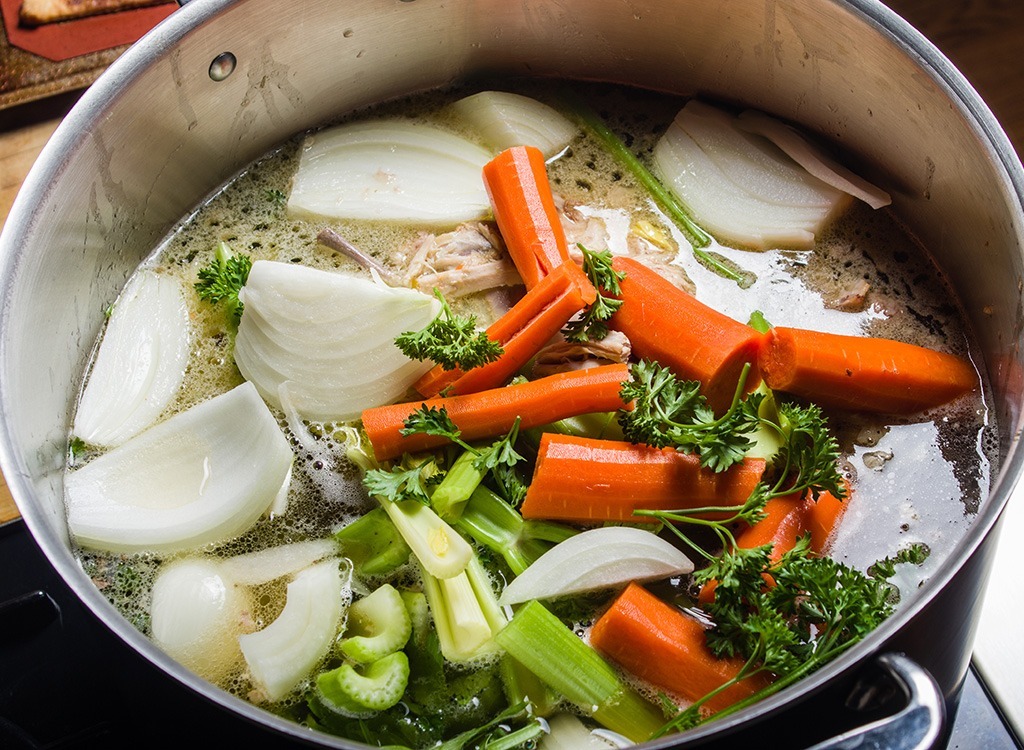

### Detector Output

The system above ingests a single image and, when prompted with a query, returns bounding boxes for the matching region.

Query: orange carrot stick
[608,256,762,413]
[482,146,571,289]
[520,433,766,524]
[414,261,597,397]
[758,326,977,414]
[698,483,849,604]
[590,582,770,713]
[362,364,630,462]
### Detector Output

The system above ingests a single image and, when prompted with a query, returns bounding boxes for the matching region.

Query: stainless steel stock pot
[2,1,1023,747]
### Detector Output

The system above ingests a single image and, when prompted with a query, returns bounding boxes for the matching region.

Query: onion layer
[652,100,850,249]
[73,270,190,447]
[151,558,252,683]
[497,526,693,606]
[449,91,578,158]
[238,559,349,702]
[287,120,493,225]
[65,382,293,554]
[234,261,440,421]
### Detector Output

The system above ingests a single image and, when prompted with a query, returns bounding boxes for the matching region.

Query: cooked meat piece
[556,196,610,256]
[532,330,632,378]
[829,278,871,312]
[394,222,521,298]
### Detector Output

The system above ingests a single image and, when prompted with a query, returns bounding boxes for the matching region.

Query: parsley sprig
[195,241,252,323]
[362,405,527,507]
[395,290,503,371]
[561,245,625,342]
[655,536,896,735]
[618,359,759,473]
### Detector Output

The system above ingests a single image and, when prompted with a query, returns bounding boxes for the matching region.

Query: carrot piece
[520,433,766,524]
[758,326,977,414]
[608,256,762,413]
[414,261,597,397]
[698,483,850,604]
[362,364,630,462]
[482,145,571,289]
[590,582,769,713]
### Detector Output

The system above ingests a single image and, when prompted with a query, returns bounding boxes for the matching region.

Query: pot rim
[1,0,1022,746]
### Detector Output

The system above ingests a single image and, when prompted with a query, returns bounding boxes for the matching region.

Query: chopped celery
[339,584,412,664]
[421,557,505,663]
[430,449,486,520]
[334,507,411,577]
[402,591,448,707]
[501,654,560,717]
[527,412,623,444]
[318,652,411,713]
[494,601,664,743]
[744,382,790,462]
[380,498,473,580]
[457,486,577,575]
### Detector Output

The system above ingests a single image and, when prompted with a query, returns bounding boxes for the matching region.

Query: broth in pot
[64,80,991,748]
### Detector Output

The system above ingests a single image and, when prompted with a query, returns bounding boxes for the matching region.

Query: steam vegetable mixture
[64,82,991,748]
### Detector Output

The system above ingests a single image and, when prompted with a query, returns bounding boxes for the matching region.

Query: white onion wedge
[151,558,252,683]
[287,120,493,224]
[449,91,578,158]
[73,271,190,447]
[652,100,850,249]
[736,109,892,209]
[497,527,693,606]
[65,382,293,554]
[539,714,629,750]
[234,261,440,421]
[238,559,349,702]
[219,539,340,586]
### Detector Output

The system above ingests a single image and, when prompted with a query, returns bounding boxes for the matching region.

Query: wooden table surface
[1,0,1023,524]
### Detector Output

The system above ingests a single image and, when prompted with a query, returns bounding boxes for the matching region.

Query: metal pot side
[1,0,1022,747]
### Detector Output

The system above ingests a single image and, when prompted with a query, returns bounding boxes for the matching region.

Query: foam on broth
[70,79,993,726]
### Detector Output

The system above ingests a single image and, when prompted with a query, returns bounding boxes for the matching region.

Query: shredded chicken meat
[392,222,521,299]
[532,330,632,379]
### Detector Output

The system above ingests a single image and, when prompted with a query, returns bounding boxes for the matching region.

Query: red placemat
[0,0,177,109]
[1,0,176,61]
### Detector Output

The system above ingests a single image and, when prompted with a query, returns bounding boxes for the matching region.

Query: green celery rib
[430,449,485,520]
[333,507,411,577]
[494,601,664,743]
[456,486,576,575]
[338,584,412,664]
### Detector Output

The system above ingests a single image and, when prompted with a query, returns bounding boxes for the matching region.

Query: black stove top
[0,518,1018,750]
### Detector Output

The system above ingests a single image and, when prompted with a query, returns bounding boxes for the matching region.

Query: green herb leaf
[562,245,626,343]
[618,359,756,471]
[395,289,503,371]
[195,241,252,323]
[869,542,931,580]
[770,402,845,501]
[363,464,434,504]
[401,405,461,441]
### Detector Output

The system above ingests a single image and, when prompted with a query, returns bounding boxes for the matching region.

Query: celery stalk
[430,449,485,520]
[421,557,505,663]
[379,498,472,579]
[333,507,410,576]
[494,601,664,743]
[338,584,412,663]
[319,651,411,712]
[456,486,576,575]
[500,654,560,717]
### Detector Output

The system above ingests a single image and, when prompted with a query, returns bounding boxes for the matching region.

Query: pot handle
[804,653,945,750]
